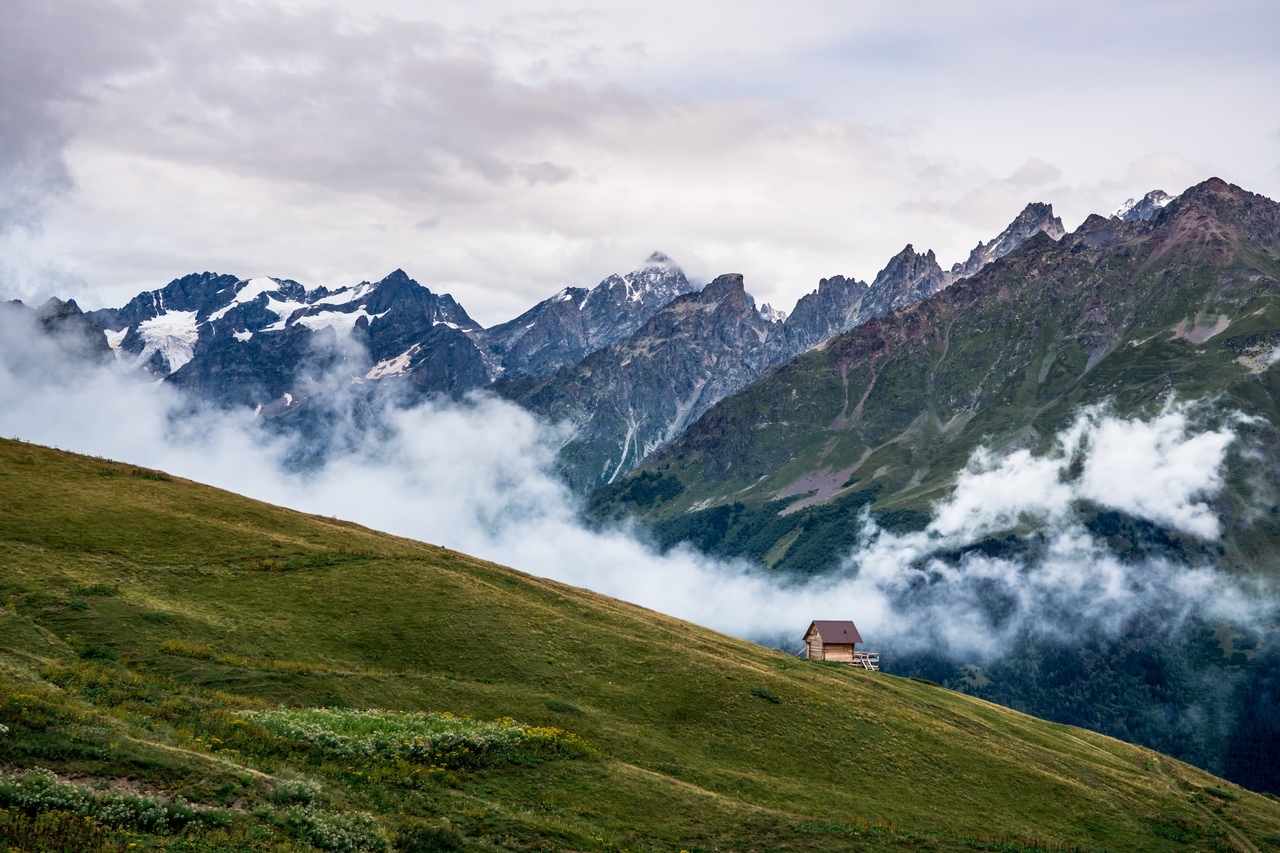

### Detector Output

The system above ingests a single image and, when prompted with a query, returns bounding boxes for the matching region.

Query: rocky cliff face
[856,244,950,321]
[497,273,782,490]
[778,275,867,355]
[476,252,694,380]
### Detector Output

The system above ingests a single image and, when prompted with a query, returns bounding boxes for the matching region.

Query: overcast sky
[2,0,1278,325]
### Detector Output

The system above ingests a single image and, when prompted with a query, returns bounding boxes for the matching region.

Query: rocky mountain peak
[35,296,86,323]
[1007,202,1066,236]
[475,253,696,382]
[779,275,868,356]
[2,296,113,367]
[950,203,1065,280]
[1173,178,1268,220]
[38,297,113,361]
[759,303,788,323]
[78,266,487,406]
[874,245,940,288]
[500,269,783,489]
[702,273,746,299]
[614,252,691,305]
[1113,190,1174,222]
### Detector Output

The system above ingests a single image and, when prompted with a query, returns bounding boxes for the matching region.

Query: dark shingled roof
[806,620,863,645]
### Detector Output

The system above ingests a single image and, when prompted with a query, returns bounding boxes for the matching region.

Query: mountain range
[500,202,1065,488]
[595,178,1280,576]
[9,177,1280,795]
[5,197,1064,487]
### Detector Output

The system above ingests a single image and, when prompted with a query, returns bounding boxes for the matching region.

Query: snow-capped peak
[237,277,282,303]
[759,303,788,323]
[621,252,688,303]
[1112,189,1174,222]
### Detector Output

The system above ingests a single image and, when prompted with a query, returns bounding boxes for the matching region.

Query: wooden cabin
[802,620,879,670]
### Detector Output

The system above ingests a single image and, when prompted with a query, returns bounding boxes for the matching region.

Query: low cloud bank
[0,314,1268,660]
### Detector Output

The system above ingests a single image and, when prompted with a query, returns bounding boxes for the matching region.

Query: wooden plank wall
[824,643,855,663]
[804,627,822,660]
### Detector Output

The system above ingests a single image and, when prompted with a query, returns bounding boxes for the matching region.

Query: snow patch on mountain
[367,344,421,380]
[294,308,387,336]
[137,311,199,372]
[315,282,376,306]
[259,297,310,331]
[206,277,282,323]
[104,328,128,357]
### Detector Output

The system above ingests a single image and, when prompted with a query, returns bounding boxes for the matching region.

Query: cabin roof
[806,620,863,645]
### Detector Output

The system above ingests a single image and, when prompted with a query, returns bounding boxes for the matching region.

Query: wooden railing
[795,647,880,671]
[852,651,880,671]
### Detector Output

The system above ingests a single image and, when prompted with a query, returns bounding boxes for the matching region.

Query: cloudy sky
[2,0,1278,325]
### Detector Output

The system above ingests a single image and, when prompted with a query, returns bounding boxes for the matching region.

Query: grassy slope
[3,438,1280,851]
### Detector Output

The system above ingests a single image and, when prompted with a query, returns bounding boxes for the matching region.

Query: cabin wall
[804,628,822,660]
[824,643,855,663]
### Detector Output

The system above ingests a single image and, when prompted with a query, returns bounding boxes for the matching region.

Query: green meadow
[2,436,1280,851]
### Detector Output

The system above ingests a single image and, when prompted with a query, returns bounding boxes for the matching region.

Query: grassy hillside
[3,437,1280,851]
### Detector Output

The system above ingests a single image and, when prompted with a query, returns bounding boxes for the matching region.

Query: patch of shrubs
[0,768,227,833]
[0,808,117,852]
[288,805,390,853]
[76,645,118,662]
[130,468,172,482]
[272,778,322,805]
[240,707,594,769]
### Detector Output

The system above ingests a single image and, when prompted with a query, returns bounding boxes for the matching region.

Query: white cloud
[1074,407,1236,539]
[928,447,1075,539]
[0,314,1268,661]
[3,0,1280,324]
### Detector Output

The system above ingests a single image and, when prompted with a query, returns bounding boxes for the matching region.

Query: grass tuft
[546,700,583,715]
